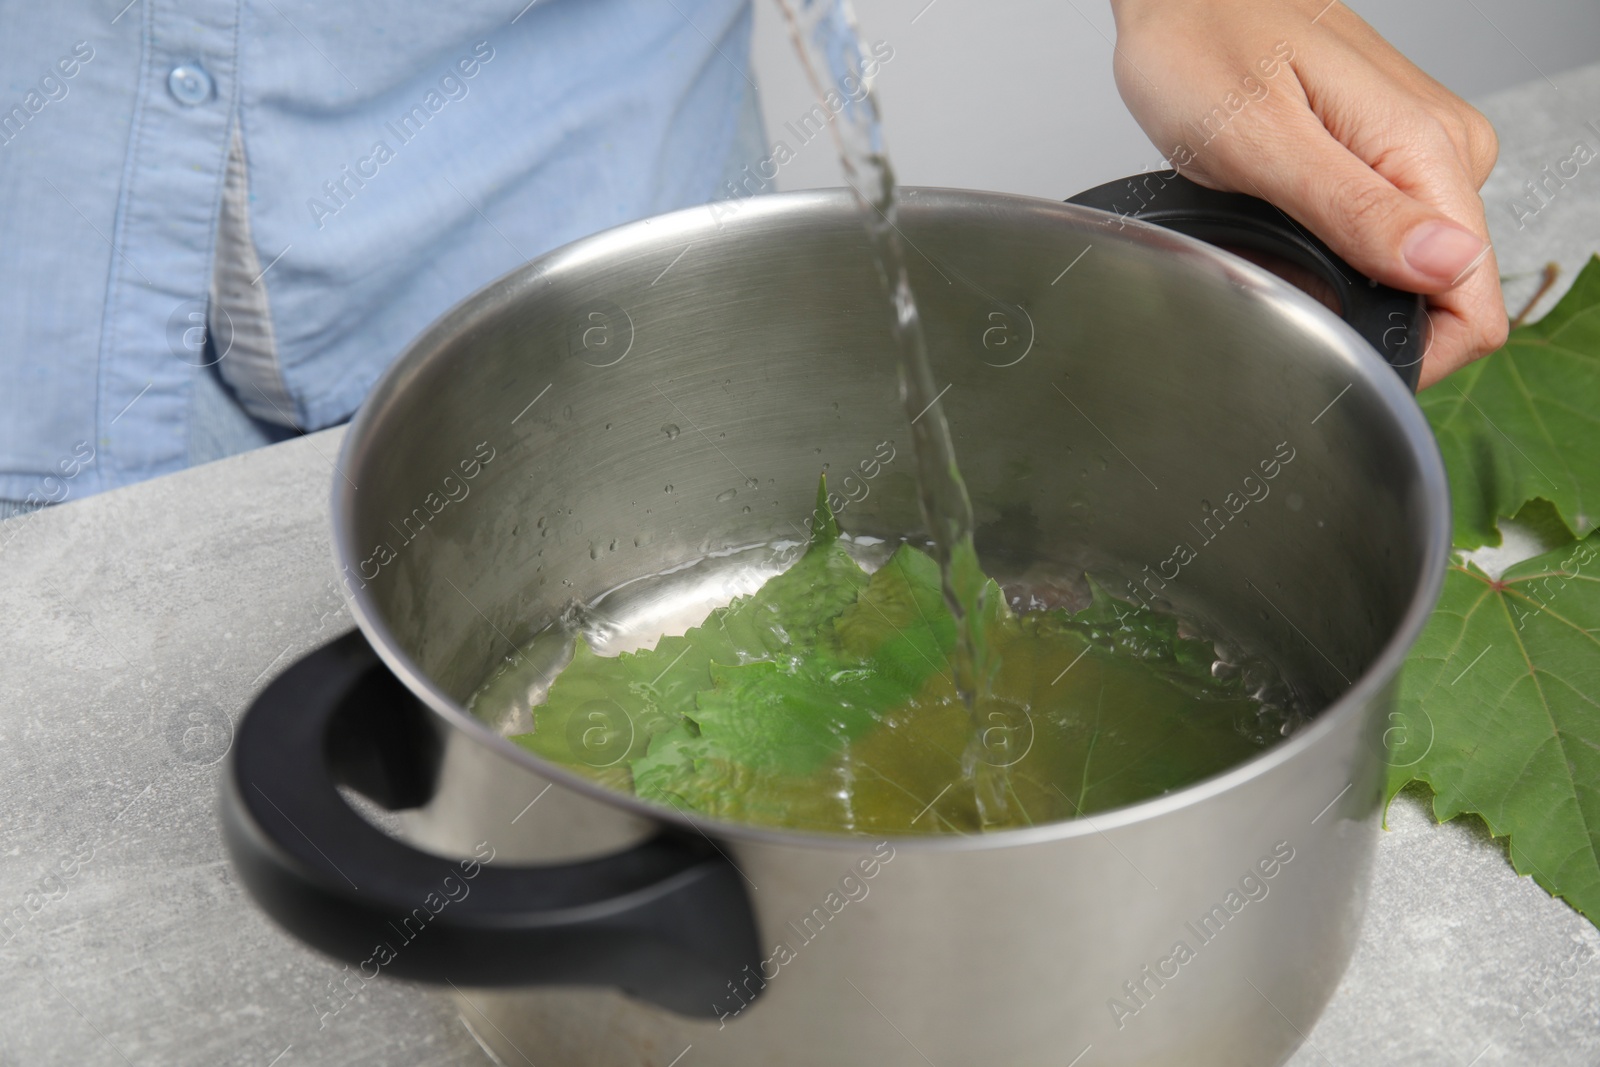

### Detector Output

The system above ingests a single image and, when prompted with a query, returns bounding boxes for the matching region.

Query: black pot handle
[220,629,762,1017]
[1067,171,1428,390]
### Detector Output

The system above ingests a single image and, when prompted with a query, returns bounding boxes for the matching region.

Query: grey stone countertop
[4,63,1600,1067]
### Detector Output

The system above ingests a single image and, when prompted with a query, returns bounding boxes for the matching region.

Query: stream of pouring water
[774,0,1012,826]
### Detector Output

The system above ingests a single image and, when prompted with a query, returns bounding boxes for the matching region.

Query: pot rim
[332,186,1452,854]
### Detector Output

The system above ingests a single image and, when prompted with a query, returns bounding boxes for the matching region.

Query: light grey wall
[748,0,1600,201]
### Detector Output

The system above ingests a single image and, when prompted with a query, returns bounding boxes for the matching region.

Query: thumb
[1198,115,1490,295]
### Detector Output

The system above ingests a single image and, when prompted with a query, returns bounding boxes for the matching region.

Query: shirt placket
[95,0,239,491]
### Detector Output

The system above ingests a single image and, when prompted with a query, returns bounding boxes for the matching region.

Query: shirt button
[167,63,214,106]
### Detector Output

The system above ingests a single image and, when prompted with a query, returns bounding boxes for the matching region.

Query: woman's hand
[1108,0,1507,387]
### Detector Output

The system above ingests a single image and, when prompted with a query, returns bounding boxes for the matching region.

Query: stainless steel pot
[223,178,1449,1066]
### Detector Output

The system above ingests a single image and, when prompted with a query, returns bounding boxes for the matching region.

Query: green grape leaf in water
[518,476,1282,834]
[1419,254,1600,549]
[632,542,960,828]
[981,603,1266,825]
[513,477,863,783]
[632,532,1271,833]
[1050,577,1255,699]
[1384,533,1600,923]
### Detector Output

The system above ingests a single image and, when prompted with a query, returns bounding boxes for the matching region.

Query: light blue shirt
[0,0,754,506]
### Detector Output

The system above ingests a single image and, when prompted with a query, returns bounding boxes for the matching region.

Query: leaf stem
[1510,261,1561,328]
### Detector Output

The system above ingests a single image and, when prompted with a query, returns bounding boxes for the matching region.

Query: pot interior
[336,188,1442,766]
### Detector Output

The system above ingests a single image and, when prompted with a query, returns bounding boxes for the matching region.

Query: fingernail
[1402,221,1488,284]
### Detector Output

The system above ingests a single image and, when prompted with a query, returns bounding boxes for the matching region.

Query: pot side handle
[1066,172,1428,391]
[220,628,761,1017]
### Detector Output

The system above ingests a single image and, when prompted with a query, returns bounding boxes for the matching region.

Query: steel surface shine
[329,187,1449,1065]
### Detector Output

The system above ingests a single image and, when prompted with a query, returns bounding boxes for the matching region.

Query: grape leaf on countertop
[1383,256,1600,929]
[1419,254,1600,549]
[1384,534,1600,922]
